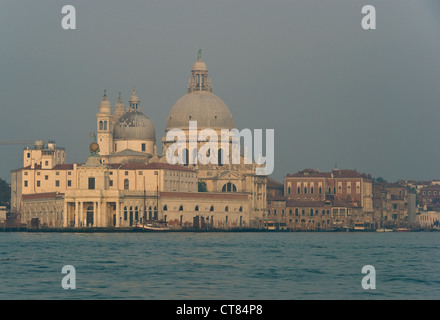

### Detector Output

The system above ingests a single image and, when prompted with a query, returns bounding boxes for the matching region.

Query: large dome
[114,110,155,140]
[166,91,234,130]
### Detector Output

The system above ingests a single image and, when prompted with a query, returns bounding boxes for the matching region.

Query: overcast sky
[0,0,439,183]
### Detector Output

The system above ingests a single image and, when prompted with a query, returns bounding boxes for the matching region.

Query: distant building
[372,182,416,228]
[266,168,374,230]
[416,211,440,230]
[417,185,440,211]
[0,206,7,221]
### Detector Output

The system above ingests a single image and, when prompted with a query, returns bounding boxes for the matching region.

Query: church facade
[10,53,267,229]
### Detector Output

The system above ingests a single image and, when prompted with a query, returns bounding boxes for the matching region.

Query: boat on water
[376,228,393,232]
[396,228,410,232]
[134,222,171,231]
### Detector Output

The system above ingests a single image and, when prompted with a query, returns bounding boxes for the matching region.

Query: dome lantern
[188,50,212,93]
[128,87,140,110]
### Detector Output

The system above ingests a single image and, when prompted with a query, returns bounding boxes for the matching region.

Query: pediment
[214,170,241,181]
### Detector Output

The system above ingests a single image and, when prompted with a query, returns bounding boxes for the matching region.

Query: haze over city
[1,0,439,183]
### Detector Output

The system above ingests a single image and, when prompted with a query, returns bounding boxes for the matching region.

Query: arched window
[295,208,299,216]
[239,206,243,212]
[163,205,167,211]
[103,121,107,131]
[195,205,199,211]
[124,179,129,190]
[304,187,307,194]
[288,187,291,194]
[310,209,314,216]
[297,187,301,194]
[179,205,183,211]
[218,149,224,166]
[222,182,237,192]
[319,187,322,194]
[99,121,103,130]
[311,187,314,194]
[225,206,229,212]
[210,205,214,212]
[192,148,197,166]
[182,148,189,166]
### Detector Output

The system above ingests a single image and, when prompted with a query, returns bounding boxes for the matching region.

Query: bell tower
[96,90,113,158]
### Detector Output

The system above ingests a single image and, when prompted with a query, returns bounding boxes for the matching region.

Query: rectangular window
[67,180,71,187]
[109,180,113,187]
[45,175,49,180]
[37,181,40,187]
[138,171,143,175]
[55,180,60,187]
[125,171,129,176]
[45,161,49,166]
[68,171,71,176]
[142,143,146,152]
[27,153,30,158]
[88,177,95,190]
[37,172,40,176]
[24,181,28,187]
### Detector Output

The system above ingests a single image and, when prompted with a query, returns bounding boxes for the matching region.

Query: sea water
[0,232,438,299]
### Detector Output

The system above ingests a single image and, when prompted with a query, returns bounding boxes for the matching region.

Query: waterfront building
[417,185,440,211]
[372,182,416,228]
[266,168,374,230]
[10,52,264,229]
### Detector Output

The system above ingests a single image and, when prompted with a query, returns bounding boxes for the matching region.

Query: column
[116,202,120,227]
[79,201,83,227]
[74,202,79,227]
[98,201,102,227]
[93,202,97,227]
[63,201,68,227]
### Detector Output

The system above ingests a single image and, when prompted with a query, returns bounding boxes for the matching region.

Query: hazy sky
[0,0,439,183]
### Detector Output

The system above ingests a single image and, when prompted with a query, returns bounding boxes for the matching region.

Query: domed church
[97,89,157,164]
[161,51,267,223]
[10,51,267,230]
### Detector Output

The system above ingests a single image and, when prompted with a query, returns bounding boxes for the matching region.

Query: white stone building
[10,52,266,229]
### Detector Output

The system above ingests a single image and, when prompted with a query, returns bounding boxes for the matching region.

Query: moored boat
[376,228,393,232]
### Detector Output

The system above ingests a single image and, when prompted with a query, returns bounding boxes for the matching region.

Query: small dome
[166,91,234,130]
[114,110,155,141]
[129,88,140,103]
[192,60,207,71]
[99,91,111,114]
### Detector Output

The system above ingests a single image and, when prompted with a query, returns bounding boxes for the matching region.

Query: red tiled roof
[286,169,331,178]
[107,163,196,172]
[267,177,283,188]
[160,191,248,200]
[22,192,64,200]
